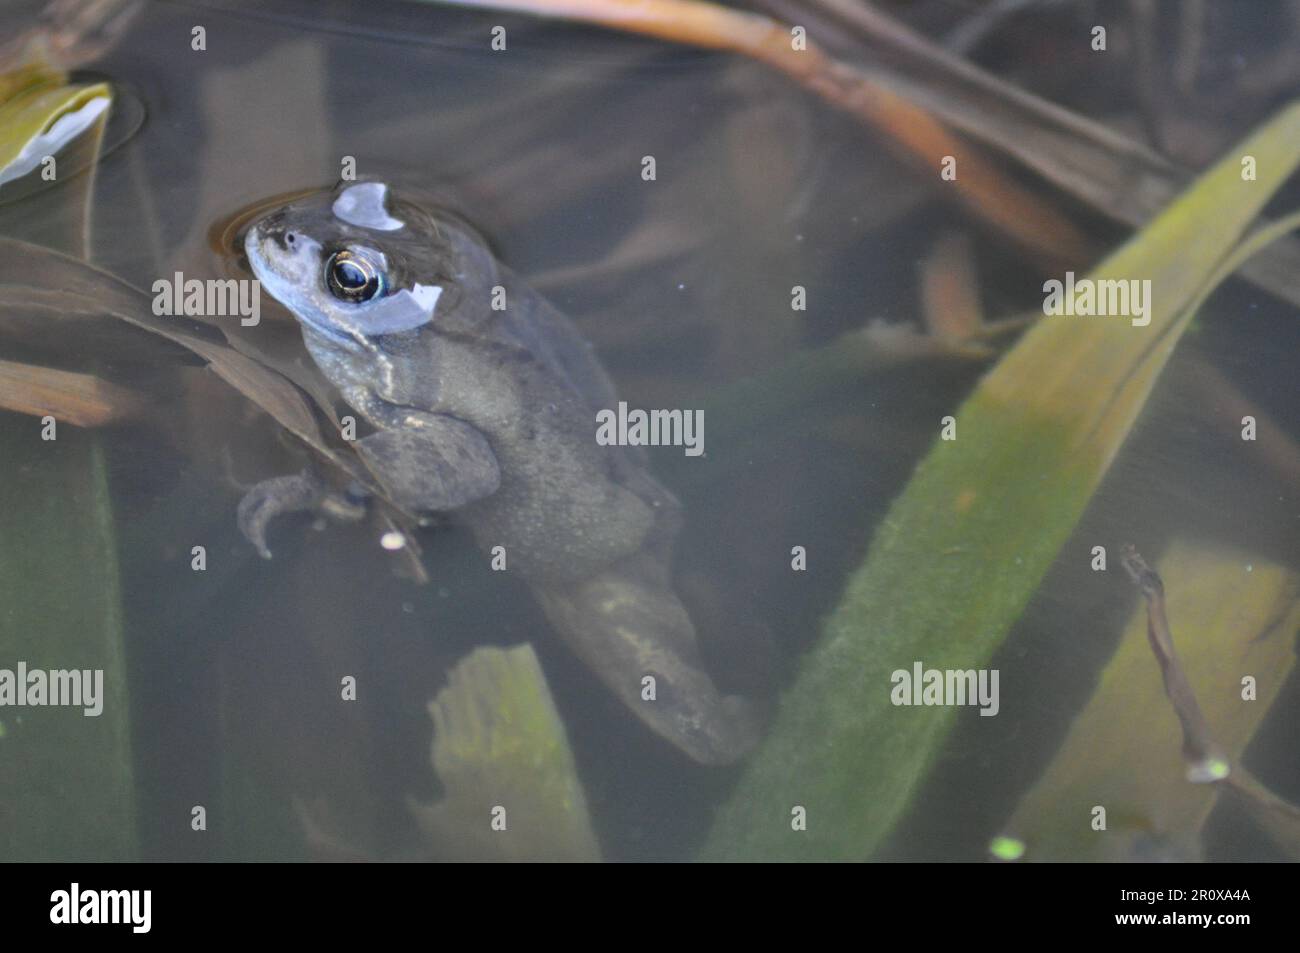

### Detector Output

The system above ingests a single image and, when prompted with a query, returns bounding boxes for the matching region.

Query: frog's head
[244,180,464,348]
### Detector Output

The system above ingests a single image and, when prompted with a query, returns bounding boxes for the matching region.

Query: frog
[240,180,760,764]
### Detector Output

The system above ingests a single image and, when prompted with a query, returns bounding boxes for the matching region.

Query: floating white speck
[381,531,407,550]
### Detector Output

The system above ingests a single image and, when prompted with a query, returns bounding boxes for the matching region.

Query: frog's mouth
[244,224,360,348]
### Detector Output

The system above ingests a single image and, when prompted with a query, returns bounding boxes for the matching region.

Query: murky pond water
[0,0,1297,863]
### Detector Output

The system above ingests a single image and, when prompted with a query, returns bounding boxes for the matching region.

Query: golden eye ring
[325,249,384,302]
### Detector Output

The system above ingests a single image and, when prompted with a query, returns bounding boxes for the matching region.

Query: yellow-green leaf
[0,79,111,186]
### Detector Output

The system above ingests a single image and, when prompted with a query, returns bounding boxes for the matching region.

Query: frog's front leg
[352,411,501,514]
[237,469,367,559]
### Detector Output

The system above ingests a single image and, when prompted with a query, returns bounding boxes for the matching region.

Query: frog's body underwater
[241,180,760,764]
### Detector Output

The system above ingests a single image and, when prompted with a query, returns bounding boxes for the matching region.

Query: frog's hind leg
[535,552,764,765]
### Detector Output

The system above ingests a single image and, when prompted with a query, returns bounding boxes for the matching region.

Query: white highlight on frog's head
[352,282,441,334]
[408,283,441,312]
[333,182,404,231]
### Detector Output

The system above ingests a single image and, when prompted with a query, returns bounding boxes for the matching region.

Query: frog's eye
[325,249,385,303]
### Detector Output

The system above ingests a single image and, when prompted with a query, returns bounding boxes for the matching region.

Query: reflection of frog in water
[241,181,759,764]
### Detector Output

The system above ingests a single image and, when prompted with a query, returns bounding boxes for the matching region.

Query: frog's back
[493,265,621,415]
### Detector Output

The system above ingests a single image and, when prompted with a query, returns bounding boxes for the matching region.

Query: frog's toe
[237,471,326,559]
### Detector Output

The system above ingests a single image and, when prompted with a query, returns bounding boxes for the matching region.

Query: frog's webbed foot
[237,470,366,559]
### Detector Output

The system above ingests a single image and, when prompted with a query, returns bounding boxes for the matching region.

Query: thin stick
[1122,544,1300,859]
[1119,544,1226,781]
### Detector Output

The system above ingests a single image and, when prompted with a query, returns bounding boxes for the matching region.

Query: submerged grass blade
[701,100,1300,861]
[410,644,601,861]
[0,426,135,860]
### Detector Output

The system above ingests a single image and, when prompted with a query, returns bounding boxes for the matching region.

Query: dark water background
[0,0,1297,861]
